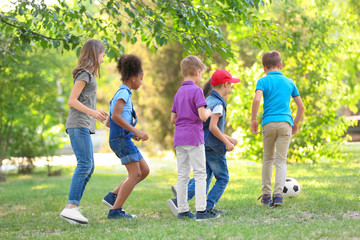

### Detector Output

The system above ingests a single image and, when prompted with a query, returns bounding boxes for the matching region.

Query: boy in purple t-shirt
[170,55,219,221]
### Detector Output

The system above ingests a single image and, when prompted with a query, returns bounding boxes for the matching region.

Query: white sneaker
[60,207,88,225]
[167,199,178,216]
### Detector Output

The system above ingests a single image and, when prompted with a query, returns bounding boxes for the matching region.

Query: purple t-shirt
[172,81,207,147]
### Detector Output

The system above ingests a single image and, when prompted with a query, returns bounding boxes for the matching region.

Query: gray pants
[175,144,207,212]
[262,122,292,195]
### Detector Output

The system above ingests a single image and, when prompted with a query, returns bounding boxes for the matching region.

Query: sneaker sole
[195,214,220,222]
[60,214,88,225]
[108,215,137,219]
[102,199,113,208]
[171,186,177,197]
[269,203,282,208]
[167,199,178,217]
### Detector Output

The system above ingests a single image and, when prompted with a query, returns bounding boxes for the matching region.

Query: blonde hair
[72,39,105,78]
[180,55,207,77]
[262,50,282,69]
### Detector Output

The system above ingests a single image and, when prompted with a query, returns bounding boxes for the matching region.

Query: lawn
[0,145,359,240]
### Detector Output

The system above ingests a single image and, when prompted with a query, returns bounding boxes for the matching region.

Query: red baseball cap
[210,69,240,86]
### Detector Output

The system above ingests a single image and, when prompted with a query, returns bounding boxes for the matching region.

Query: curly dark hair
[117,54,143,82]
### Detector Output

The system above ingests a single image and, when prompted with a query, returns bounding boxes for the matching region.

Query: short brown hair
[262,50,282,69]
[180,55,207,77]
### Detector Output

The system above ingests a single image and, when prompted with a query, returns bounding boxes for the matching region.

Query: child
[60,39,108,225]
[102,54,150,219]
[251,50,305,207]
[168,70,240,215]
[169,55,220,221]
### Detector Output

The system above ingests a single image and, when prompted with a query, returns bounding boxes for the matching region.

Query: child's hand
[135,130,149,141]
[225,142,234,151]
[91,110,108,123]
[132,135,141,141]
[250,120,258,135]
[228,137,238,146]
[105,116,110,128]
[292,124,298,135]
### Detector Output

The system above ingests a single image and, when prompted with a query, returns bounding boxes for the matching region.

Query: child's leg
[67,128,94,207]
[273,122,292,194]
[205,151,228,210]
[205,160,214,193]
[112,160,143,209]
[189,144,206,212]
[186,178,196,201]
[176,145,192,213]
[112,159,149,194]
[262,123,277,195]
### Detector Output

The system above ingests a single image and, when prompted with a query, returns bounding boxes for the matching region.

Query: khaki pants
[262,122,292,195]
[175,144,207,212]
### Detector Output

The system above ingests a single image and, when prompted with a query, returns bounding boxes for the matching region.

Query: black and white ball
[283,177,301,198]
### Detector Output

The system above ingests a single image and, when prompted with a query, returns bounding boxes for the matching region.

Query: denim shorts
[109,137,143,165]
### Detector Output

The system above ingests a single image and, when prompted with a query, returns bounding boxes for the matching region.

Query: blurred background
[1,0,360,179]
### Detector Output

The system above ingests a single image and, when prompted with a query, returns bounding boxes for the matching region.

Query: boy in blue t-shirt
[251,50,305,207]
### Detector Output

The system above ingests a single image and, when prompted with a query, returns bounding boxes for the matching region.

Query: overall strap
[110,88,137,127]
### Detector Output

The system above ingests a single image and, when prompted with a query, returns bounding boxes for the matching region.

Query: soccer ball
[283,177,301,198]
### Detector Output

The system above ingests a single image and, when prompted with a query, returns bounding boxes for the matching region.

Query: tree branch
[0,18,64,41]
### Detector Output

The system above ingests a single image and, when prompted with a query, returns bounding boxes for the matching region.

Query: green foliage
[0,0,268,62]
[0,52,69,170]
[0,0,270,175]
[228,0,360,163]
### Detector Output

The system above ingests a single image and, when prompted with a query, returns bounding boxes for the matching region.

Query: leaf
[63,42,70,51]
[19,7,24,15]
[76,47,81,57]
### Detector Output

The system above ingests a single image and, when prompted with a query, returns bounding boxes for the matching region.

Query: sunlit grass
[0,145,359,239]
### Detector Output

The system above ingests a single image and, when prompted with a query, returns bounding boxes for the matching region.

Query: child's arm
[209,114,234,151]
[292,96,305,134]
[112,99,149,141]
[225,134,238,146]
[68,81,108,122]
[105,116,110,128]
[250,90,263,135]
[171,112,177,124]
[198,106,212,122]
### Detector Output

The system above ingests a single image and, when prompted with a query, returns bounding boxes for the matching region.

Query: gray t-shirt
[65,70,97,134]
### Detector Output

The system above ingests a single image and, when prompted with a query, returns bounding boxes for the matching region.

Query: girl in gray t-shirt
[60,39,108,225]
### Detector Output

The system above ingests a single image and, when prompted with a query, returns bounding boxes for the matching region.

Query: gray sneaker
[178,211,195,219]
[195,210,220,221]
[167,198,178,216]
[171,185,177,197]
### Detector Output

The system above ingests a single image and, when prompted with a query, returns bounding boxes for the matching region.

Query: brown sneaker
[258,194,271,206]
[269,194,283,208]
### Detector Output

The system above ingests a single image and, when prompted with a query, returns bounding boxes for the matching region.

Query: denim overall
[108,88,143,165]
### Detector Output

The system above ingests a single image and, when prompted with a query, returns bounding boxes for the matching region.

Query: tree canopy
[1,0,359,181]
[0,0,272,62]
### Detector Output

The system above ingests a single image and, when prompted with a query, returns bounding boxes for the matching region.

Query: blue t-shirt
[256,71,300,127]
[109,84,133,139]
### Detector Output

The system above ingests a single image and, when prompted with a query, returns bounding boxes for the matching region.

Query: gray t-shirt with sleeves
[65,69,97,134]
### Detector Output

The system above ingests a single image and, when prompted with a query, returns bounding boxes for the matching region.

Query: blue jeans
[186,150,229,210]
[67,128,95,206]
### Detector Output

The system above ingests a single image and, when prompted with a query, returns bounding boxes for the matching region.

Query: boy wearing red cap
[168,69,239,215]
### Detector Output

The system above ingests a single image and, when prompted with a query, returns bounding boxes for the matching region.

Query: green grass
[0,146,359,240]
